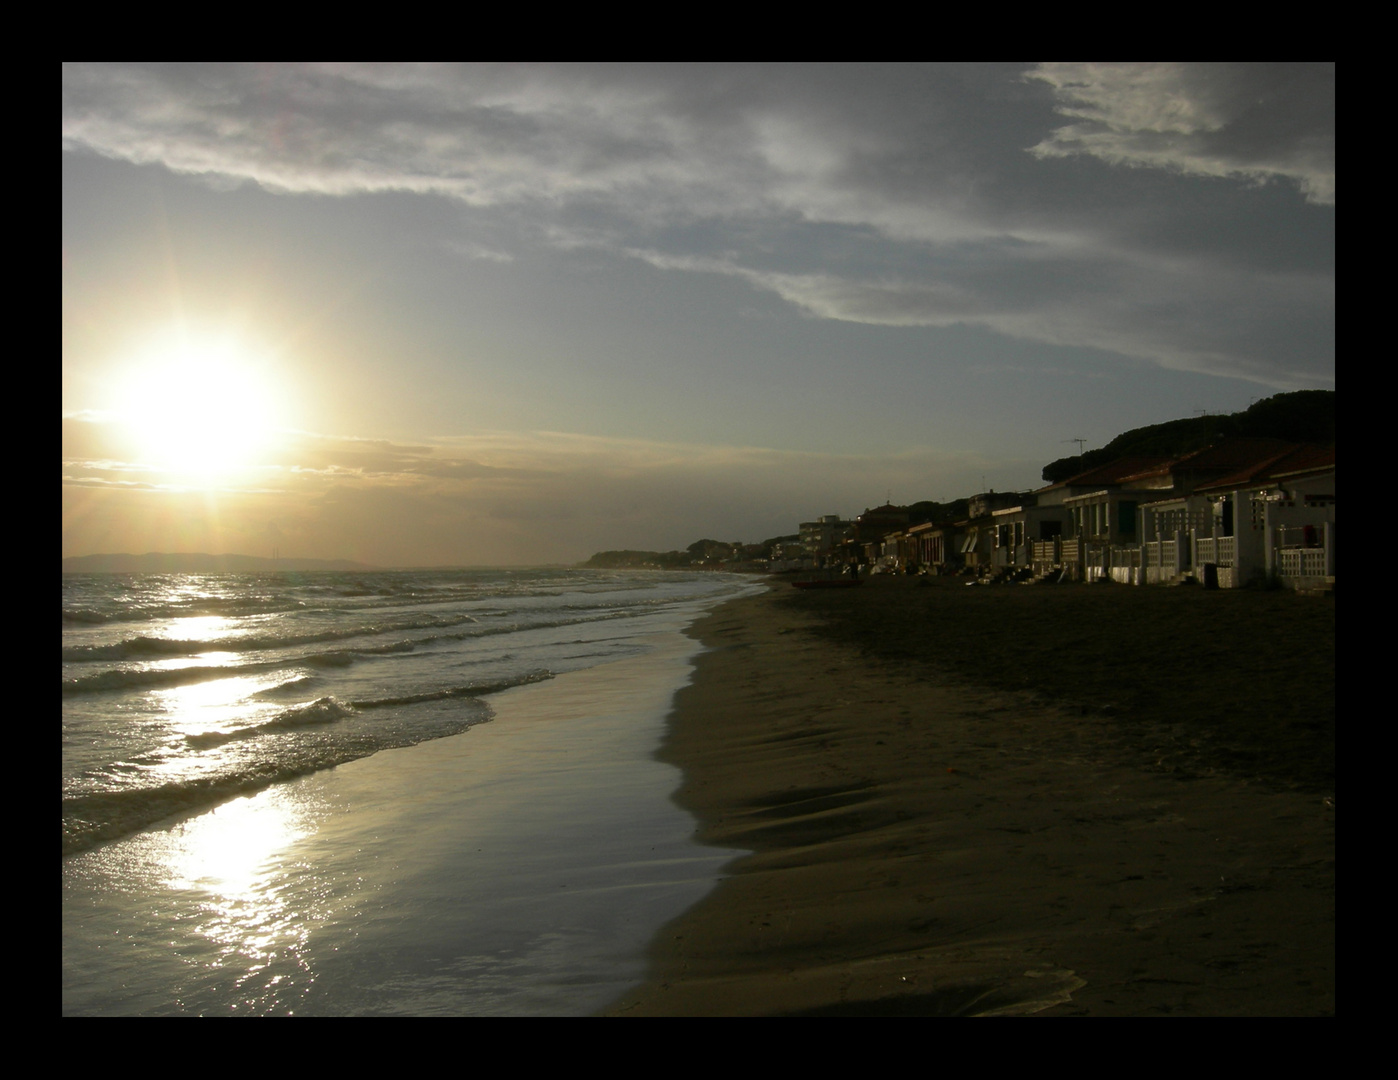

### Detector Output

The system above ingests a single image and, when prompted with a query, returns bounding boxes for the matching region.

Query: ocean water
[62,568,761,1015]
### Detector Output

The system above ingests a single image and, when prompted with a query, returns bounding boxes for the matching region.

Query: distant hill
[62,553,380,574]
[582,550,689,569]
[1041,390,1335,483]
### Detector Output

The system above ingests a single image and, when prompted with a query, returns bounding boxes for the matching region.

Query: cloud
[1027,62,1335,204]
[62,416,1013,565]
[62,63,1333,391]
[61,418,534,501]
[60,63,1050,245]
[624,239,1331,389]
[62,63,754,211]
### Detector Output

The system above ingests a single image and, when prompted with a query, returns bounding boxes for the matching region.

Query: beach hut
[1181,444,1335,589]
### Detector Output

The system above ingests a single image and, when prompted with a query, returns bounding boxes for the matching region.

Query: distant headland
[62,553,380,574]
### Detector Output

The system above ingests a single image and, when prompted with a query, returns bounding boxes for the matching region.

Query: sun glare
[115,332,285,482]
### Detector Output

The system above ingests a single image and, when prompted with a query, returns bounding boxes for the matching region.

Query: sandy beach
[606,578,1335,1016]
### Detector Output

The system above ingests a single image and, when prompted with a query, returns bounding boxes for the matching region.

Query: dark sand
[606,576,1334,1016]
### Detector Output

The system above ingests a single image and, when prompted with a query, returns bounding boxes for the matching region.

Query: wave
[183,697,357,748]
[60,572,621,630]
[63,603,644,671]
[63,640,422,694]
[62,635,214,662]
[62,593,310,628]
[62,663,271,695]
[62,667,555,855]
[63,709,496,857]
[62,608,114,625]
[347,670,553,710]
[60,615,465,662]
[61,568,750,858]
[63,755,356,857]
[61,566,691,625]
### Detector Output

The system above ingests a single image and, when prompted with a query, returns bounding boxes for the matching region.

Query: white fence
[1195,536,1236,566]
[1277,547,1328,578]
[1145,540,1177,569]
[1021,524,1330,588]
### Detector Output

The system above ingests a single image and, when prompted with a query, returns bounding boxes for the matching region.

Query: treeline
[906,499,971,527]
[583,549,692,569]
[583,535,800,570]
[1041,390,1334,483]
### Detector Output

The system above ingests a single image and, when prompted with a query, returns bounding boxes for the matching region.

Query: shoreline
[64,625,740,1016]
[605,585,1334,1016]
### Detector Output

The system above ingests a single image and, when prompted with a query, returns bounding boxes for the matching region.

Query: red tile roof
[1196,443,1335,492]
[1036,457,1174,494]
[1038,439,1334,498]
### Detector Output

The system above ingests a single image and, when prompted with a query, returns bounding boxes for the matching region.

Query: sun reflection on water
[166,791,304,894]
[156,671,285,728]
[161,788,323,1003]
[165,615,236,642]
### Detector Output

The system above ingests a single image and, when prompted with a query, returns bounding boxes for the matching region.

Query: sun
[114,331,285,482]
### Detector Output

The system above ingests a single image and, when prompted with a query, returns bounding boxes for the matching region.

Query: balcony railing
[1277,547,1328,578]
[1145,540,1177,568]
[1110,546,1140,568]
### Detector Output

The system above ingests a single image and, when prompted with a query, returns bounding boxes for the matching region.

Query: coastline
[64,624,742,1016]
[605,584,1335,1016]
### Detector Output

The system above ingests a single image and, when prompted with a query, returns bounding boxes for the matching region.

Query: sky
[62,63,1335,567]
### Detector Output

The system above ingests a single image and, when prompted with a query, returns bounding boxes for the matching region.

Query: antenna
[1063,437,1086,455]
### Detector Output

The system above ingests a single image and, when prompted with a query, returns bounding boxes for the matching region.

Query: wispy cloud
[1027,62,1335,204]
[624,239,1330,388]
[63,63,1333,391]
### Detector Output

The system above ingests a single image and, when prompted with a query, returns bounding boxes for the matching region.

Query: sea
[62,567,763,1015]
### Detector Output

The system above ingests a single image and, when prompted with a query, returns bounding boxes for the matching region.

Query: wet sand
[605,579,1334,1016]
